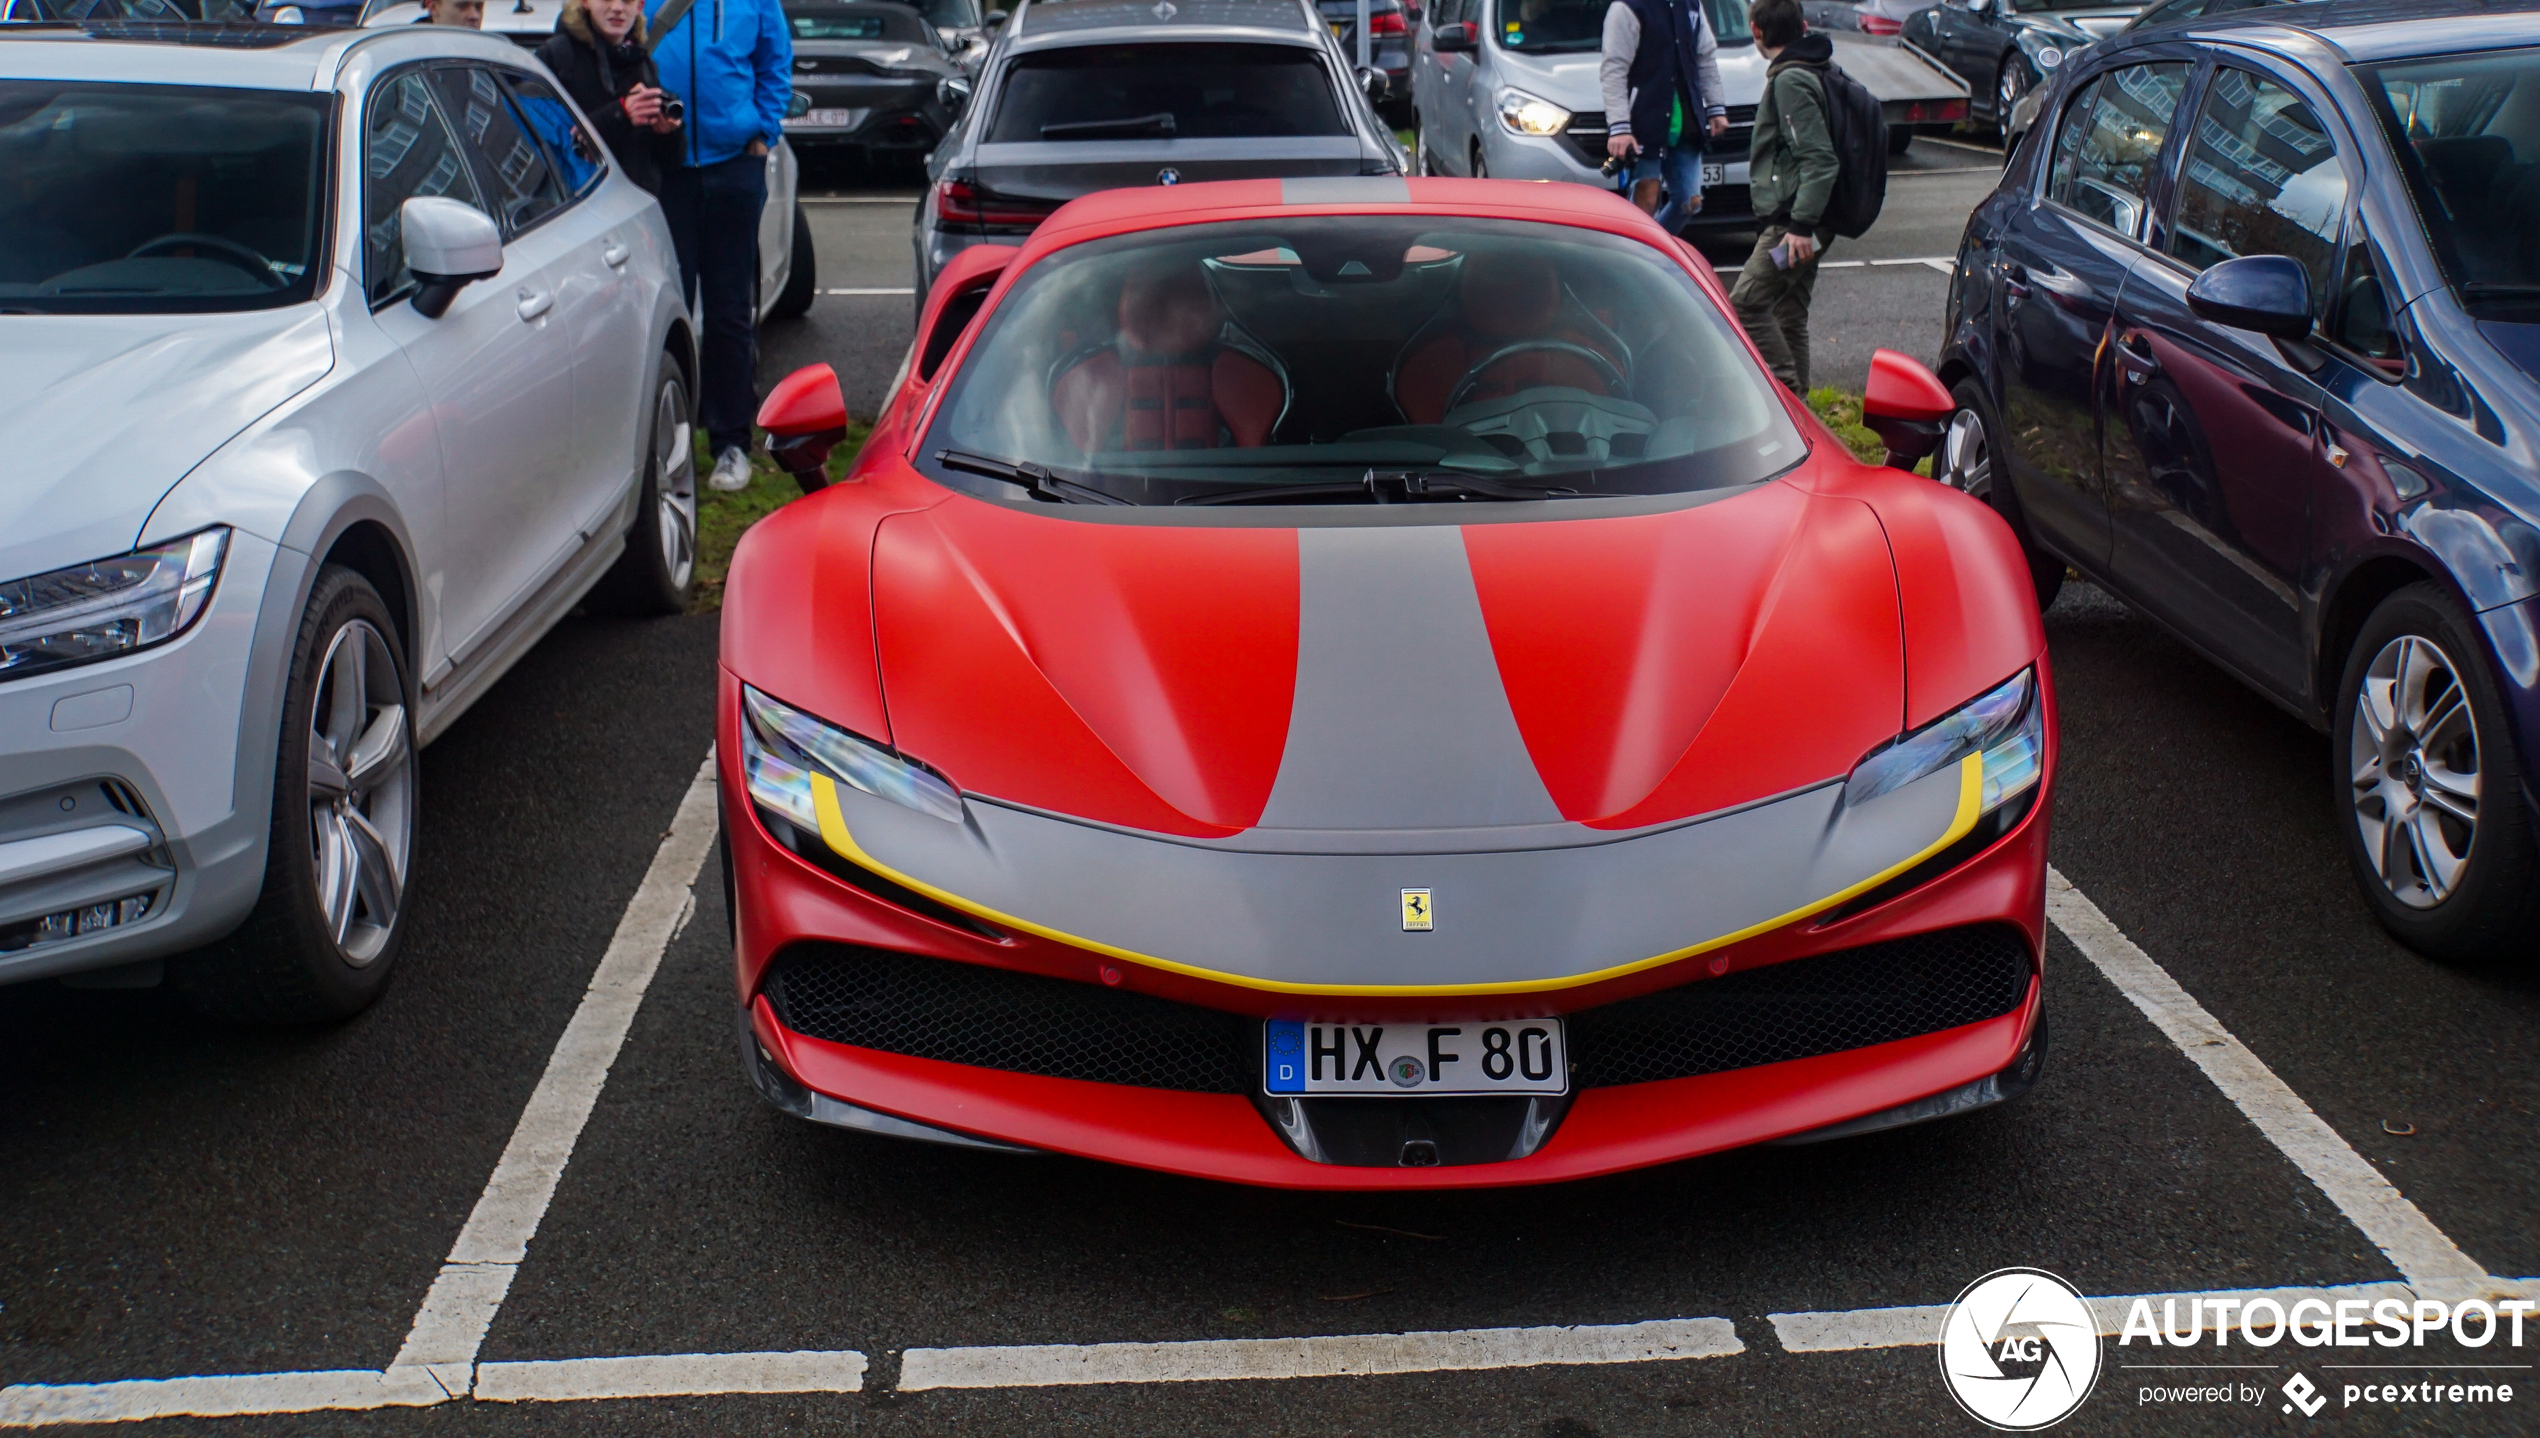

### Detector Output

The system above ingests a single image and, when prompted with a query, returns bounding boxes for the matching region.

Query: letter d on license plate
[1263,1019,1567,1096]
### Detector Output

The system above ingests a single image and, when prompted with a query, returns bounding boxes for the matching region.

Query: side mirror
[1358,66,1389,104]
[1859,348,1954,470]
[756,363,849,493]
[1432,19,1475,50]
[402,196,501,319]
[2186,253,2314,340]
[982,6,1006,24]
[937,75,973,111]
[786,89,813,119]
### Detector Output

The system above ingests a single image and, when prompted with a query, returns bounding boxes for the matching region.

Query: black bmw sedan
[1934,0,2540,963]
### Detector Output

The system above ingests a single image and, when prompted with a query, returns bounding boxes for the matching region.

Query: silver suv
[0,22,695,1020]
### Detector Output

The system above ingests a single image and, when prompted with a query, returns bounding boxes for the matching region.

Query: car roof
[1008,0,1315,41]
[2168,0,2540,63]
[0,19,555,86]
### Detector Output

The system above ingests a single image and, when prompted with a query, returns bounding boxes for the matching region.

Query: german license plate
[1702,162,1726,187]
[1264,1019,1567,1096]
[789,107,863,128]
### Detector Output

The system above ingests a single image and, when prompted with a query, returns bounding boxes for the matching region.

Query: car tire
[174,567,415,1024]
[768,202,817,320]
[590,362,698,616]
[1938,378,2063,610]
[1470,142,1487,179]
[1996,54,2035,129]
[2332,583,2540,965]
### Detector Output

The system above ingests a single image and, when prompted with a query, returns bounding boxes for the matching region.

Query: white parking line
[386,754,723,1394]
[2043,867,2493,1293]
[474,1351,867,1403]
[1770,1280,2540,1354]
[897,1319,1743,1391]
[822,287,917,295]
[0,1370,446,1427]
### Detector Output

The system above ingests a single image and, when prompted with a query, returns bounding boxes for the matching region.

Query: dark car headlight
[1845,668,2043,817]
[739,683,965,832]
[0,528,228,681]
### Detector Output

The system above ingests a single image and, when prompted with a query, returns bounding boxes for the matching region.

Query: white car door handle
[516,289,554,322]
[603,244,630,268]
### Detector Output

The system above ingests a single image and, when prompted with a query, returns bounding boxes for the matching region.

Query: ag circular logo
[1938,1268,2102,1430]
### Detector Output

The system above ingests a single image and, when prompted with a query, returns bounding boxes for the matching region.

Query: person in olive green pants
[1732,0,1839,393]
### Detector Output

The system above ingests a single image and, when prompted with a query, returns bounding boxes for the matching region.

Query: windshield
[2011,0,2131,11]
[1496,0,1747,54]
[0,82,328,314]
[921,217,1805,507]
[788,1,935,39]
[2363,46,2540,317]
[986,44,1347,142]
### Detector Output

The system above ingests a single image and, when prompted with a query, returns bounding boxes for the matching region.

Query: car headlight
[1845,668,2043,814]
[740,683,964,829]
[1496,88,1570,137]
[2035,45,2064,69]
[0,528,229,681]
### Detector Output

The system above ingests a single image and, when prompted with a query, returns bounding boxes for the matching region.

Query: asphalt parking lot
[5,146,2536,1437]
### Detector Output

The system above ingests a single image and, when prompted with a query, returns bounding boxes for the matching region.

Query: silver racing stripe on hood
[1256,525,1564,832]
[805,754,1981,994]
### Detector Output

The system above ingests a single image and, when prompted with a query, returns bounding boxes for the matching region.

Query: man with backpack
[1733,0,1850,394]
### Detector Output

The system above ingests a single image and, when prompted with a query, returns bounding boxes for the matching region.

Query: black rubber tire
[768,202,817,320]
[1995,53,2035,130]
[2331,583,2540,966]
[1470,143,1487,179]
[1888,124,1915,157]
[174,568,413,1024]
[590,360,697,617]
[1946,377,2064,611]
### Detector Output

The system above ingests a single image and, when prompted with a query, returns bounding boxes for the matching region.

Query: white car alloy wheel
[655,373,698,593]
[2348,633,2479,910]
[305,616,414,965]
[1937,407,1993,502]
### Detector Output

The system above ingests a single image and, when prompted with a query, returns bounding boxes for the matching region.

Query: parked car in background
[1803,0,1933,38]
[781,0,968,167]
[359,0,818,318]
[1934,0,2540,961]
[915,0,1406,297]
[1410,0,1964,222]
[1903,0,2140,132]
[1,21,697,1016]
[2122,0,2313,28]
[1318,0,1412,120]
[4,0,252,18]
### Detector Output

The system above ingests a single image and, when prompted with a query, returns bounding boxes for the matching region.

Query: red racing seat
[1391,252,1630,425]
[1050,266,1287,453]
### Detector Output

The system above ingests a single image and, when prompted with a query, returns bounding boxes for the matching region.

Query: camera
[662,95,685,124]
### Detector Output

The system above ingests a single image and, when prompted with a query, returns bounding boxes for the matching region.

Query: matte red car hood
[870,481,1903,839]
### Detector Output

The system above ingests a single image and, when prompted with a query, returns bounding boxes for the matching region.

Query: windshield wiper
[1178,469,1581,506]
[1040,111,1177,140]
[934,449,1128,505]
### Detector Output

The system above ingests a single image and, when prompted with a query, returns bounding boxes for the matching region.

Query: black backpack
[1816,63,1889,240]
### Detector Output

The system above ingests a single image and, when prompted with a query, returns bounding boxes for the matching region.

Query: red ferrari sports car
[719,177,2054,1188]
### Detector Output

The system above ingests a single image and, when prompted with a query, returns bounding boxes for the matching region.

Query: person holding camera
[537,0,681,198]
[1598,0,1727,234]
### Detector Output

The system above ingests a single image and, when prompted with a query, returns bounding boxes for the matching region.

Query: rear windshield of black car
[0,81,329,313]
[2361,46,2540,317]
[986,44,1349,142]
[787,1,935,40]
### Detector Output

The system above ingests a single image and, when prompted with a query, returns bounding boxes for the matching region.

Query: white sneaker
[708,446,752,492]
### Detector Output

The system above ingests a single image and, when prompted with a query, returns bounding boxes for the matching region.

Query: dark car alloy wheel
[1997,53,2035,126]
[2334,583,2540,963]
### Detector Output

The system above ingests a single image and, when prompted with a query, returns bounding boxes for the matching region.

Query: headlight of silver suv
[0,528,229,681]
[1496,88,1571,136]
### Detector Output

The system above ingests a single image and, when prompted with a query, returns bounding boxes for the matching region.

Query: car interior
[2375,49,2540,295]
[0,82,327,309]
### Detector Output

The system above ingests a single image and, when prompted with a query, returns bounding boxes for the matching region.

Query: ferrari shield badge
[1400,888,1433,932]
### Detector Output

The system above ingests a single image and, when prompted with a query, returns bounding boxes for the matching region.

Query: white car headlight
[740,684,964,828]
[0,528,228,681]
[1845,668,2043,815]
[1496,88,1570,137]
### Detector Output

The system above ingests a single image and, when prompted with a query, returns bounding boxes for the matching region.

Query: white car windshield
[921,216,1806,507]
[0,81,329,313]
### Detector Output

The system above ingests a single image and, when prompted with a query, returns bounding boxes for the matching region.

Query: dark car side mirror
[1358,66,1389,103]
[1432,19,1476,50]
[757,364,850,494]
[2186,254,2314,341]
[937,75,973,111]
[1860,348,1955,470]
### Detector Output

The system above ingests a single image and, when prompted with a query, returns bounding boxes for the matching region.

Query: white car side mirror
[402,196,502,319]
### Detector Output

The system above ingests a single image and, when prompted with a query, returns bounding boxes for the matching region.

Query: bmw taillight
[934,179,1059,235]
[1861,12,1900,33]
[1369,10,1405,34]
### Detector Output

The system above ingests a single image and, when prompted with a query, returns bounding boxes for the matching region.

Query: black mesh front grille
[1567,924,2033,1088]
[764,944,1255,1093]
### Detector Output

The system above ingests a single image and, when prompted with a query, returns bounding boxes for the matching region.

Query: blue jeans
[1627,144,1706,235]
[660,154,767,455]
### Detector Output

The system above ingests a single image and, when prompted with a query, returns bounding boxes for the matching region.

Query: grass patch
[690,419,873,613]
[1806,386,1932,476]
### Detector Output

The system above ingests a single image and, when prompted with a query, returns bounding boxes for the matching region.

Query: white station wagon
[0,20,697,1019]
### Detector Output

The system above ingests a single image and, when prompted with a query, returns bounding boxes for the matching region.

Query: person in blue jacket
[647,0,793,492]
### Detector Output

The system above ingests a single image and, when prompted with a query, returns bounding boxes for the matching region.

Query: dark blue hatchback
[1932,0,2540,963]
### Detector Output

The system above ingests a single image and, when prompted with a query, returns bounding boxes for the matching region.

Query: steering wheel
[1443,340,1628,418]
[125,233,288,289]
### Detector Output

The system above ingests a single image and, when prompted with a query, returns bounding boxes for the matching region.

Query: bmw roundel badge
[1157,167,1180,186]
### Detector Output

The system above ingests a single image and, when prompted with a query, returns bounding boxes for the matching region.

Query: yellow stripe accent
[808,754,1986,997]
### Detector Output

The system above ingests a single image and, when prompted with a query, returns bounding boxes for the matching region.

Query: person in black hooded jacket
[537,0,680,197]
